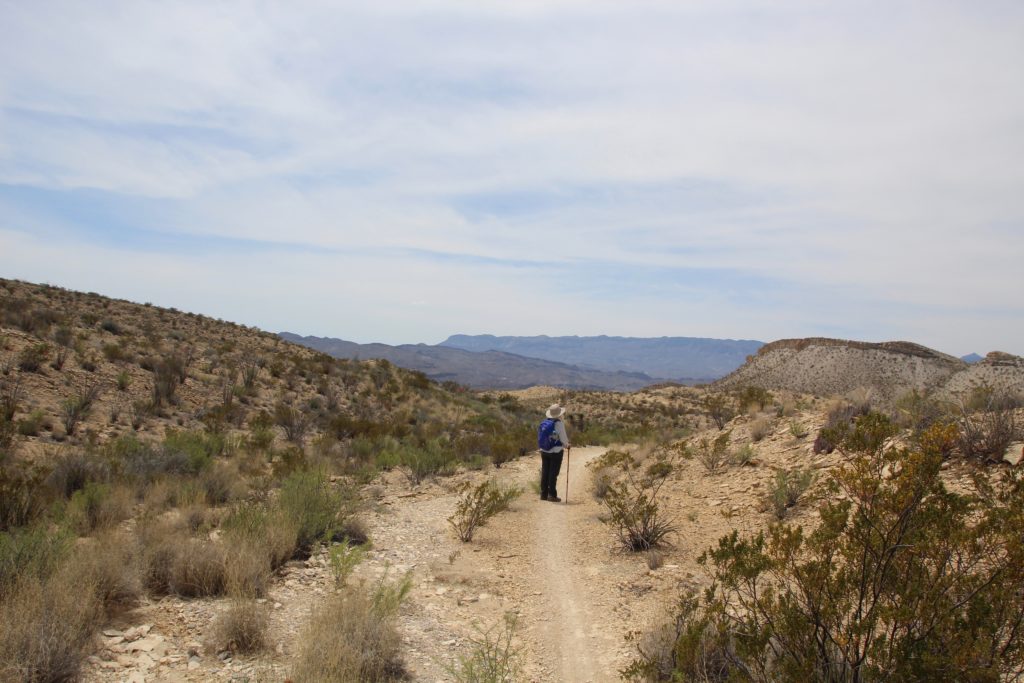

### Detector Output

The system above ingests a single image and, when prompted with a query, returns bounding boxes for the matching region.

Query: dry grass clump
[65,481,132,535]
[292,574,411,682]
[139,520,227,598]
[0,568,101,683]
[209,599,269,654]
[74,531,141,614]
[749,416,772,442]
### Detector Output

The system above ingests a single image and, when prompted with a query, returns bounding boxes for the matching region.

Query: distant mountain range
[440,334,764,380]
[279,333,763,391]
[961,353,983,364]
[278,333,660,391]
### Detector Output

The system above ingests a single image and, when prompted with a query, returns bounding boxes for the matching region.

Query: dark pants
[540,450,564,498]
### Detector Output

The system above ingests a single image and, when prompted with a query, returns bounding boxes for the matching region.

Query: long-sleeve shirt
[541,419,570,453]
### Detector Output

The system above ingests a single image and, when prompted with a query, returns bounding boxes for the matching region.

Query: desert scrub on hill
[767,467,814,519]
[625,420,1024,682]
[593,447,678,551]
[448,479,522,542]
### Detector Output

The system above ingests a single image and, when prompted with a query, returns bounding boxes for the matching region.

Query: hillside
[714,337,1023,401]
[440,334,764,381]
[279,332,659,391]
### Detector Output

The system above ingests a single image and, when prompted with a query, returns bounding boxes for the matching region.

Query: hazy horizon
[2,2,1022,357]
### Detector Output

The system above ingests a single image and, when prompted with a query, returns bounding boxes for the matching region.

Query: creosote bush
[593,448,677,551]
[627,419,1024,681]
[696,430,731,473]
[448,479,522,543]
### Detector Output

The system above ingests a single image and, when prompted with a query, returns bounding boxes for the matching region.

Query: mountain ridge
[440,333,763,380]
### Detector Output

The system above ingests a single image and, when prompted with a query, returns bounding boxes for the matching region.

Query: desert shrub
[813,400,874,454]
[445,612,523,683]
[788,419,808,439]
[115,370,131,391]
[17,343,50,373]
[748,417,771,442]
[278,468,355,556]
[729,443,756,467]
[291,574,411,682]
[702,392,734,430]
[329,539,368,587]
[170,538,227,597]
[696,431,732,473]
[99,319,121,335]
[48,456,105,503]
[0,526,70,597]
[209,599,268,654]
[0,377,23,423]
[200,463,240,505]
[646,549,665,570]
[631,421,1024,681]
[16,409,45,437]
[767,468,814,519]
[275,402,310,445]
[102,342,130,362]
[248,425,275,451]
[0,466,48,531]
[956,393,1020,463]
[221,501,298,571]
[591,464,614,500]
[65,481,131,534]
[448,479,522,543]
[737,386,773,412]
[73,531,141,613]
[397,440,455,485]
[595,448,677,551]
[61,382,102,436]
[894,389,948,433]
[0,570,101,683]
[152,355,183,406]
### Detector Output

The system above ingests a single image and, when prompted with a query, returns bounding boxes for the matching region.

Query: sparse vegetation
[695,430,732,473]
[627,420,1024,681]
[445,612,524,683]
[448,479,522,542]
[594,448,678,551]
[767,467,814,519]
[291,573,412,682]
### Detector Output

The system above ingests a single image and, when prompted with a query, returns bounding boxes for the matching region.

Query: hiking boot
[547,495,562,503]
[540,494,549,501]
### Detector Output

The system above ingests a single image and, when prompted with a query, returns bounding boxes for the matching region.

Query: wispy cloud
[1,0,1022,354]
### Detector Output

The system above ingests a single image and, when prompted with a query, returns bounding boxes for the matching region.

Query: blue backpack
[537,418,562,451]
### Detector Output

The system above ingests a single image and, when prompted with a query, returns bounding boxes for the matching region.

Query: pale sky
[1,1,1022,356]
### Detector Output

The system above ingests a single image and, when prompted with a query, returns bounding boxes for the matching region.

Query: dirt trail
[525,446,611,682]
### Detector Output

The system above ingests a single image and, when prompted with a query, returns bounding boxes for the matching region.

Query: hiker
[538,404,570,502]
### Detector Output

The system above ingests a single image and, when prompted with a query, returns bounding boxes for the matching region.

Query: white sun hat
[545,404,566,419]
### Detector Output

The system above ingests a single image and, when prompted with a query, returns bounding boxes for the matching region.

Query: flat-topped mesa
[716,337,972,400]
[754,337,963,364]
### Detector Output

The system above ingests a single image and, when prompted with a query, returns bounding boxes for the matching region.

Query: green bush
[696,430,731,473]
[767,468,814,519]
[278,469,355,556]
[448,479,522,543]
[0,526,70,598]
[595,449,677,551]
[65,482,131,534]
[628,422,1024,681]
